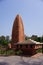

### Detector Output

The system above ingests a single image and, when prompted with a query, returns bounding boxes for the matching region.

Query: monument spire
[12,15,25,44]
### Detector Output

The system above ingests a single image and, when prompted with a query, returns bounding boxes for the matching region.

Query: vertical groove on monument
[12,15,25,46]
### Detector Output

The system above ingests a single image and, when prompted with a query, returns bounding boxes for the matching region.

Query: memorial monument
[12,15,25,47]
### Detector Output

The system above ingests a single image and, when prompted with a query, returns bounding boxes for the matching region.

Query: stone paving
[0,54,43,65]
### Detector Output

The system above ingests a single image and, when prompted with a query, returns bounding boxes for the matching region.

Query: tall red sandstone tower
[12,15,25,44]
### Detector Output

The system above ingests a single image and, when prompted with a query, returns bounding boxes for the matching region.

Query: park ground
[0,53,43,65]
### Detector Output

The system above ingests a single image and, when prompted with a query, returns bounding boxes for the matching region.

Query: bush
[15,50,23,55]
[36,48,42,53]
[6,50,15,55]
[0,49,15,56]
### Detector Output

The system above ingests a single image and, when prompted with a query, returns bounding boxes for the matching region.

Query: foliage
[36,48,42,53]
[15,50,23,55]
[5,36,10,43]
[31,35,43,43]
[25,35,30,40]
[25,34,43,42]
[0,49,23,56]
[31,35,37,41]
[0,49,15,55]
[0,36,5,40]
[0,35,10,46]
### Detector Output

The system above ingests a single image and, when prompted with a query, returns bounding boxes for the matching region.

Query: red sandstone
[12,15,25,47]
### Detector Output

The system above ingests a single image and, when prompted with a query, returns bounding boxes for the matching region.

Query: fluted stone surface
[12,15,25,44]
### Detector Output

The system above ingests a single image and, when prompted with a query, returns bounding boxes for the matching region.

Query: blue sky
[0,0,43,37]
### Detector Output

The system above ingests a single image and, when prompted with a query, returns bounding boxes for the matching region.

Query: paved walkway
[0,53,43,65]
[32,53,42,58]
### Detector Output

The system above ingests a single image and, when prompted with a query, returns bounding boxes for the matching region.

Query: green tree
[0,35,9,46]
[31,35,37,41]
[37,37,41,42]
[5,36,10,43]
[41,36,43,42]
[0,36,5,40]
[0,36,5,45]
